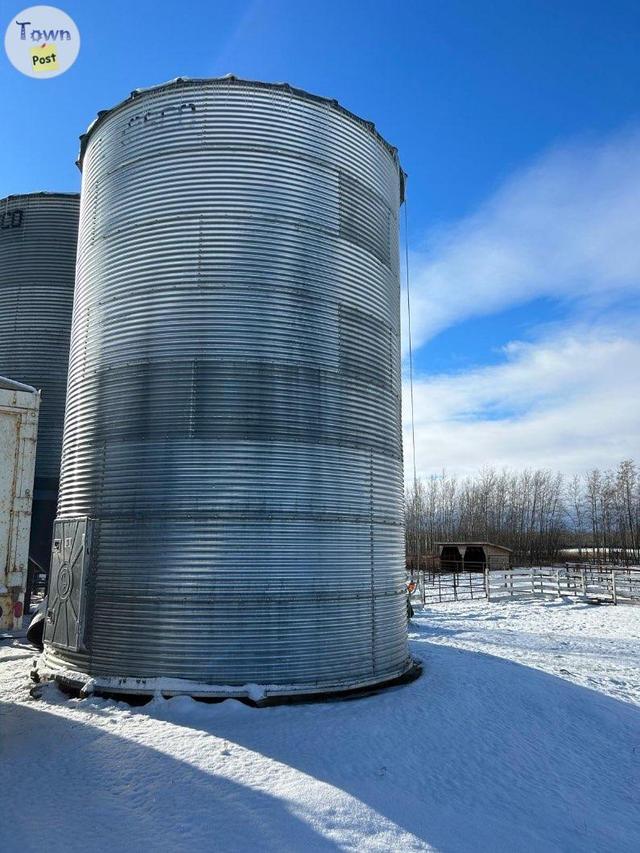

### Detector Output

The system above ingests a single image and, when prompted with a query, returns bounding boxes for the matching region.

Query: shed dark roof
[437,542,513,553]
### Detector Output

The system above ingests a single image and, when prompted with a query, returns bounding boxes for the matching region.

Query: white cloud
[405,127,640,351]
[403,324,640,477]
[402,126,640,477]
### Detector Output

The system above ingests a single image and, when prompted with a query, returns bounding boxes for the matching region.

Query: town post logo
[4,5,80,78]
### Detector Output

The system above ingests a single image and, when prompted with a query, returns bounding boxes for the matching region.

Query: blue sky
[2,0,639,475]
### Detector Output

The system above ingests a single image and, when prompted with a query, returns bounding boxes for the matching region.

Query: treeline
[406,459,639,565]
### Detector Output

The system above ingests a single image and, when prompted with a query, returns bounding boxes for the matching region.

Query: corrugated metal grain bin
[0,193,80,574]
[0,377,39,631]
[42,77,411,697]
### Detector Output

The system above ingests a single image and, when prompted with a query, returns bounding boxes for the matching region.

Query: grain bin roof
[76,75,405,199]
[2,192,79,202]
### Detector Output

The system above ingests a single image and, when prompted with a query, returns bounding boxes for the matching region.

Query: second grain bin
[0,193,79,578]
[42,77,410,697]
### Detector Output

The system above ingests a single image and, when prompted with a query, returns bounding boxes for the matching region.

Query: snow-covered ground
[1,599,639,852]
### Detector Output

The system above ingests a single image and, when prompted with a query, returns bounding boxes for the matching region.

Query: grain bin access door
[44,518,93,651]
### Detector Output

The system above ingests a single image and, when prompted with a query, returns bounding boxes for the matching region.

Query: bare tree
[405,460,639,566]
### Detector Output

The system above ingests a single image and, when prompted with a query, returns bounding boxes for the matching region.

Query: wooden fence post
[565,563,573,596]
[611,568,617,605]
[485,565,491,601]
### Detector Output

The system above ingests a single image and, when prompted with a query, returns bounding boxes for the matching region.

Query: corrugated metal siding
[0,194,79,483]
[48,78,408,692]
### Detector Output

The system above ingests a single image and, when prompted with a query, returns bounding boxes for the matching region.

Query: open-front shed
[437,542,512,572]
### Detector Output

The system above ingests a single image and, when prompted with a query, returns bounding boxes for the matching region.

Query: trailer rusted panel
[0,377,39,631]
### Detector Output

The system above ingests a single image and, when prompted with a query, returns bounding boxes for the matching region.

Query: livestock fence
[411,563,640,607]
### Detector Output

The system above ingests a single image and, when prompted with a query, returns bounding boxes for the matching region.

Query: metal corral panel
[0,378,39,630]
[44,77,410,695]
[0,193,80,568]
